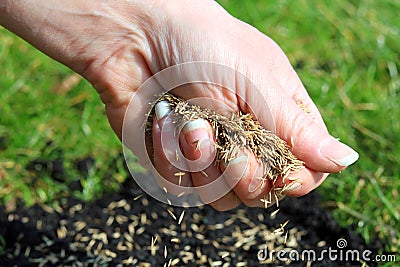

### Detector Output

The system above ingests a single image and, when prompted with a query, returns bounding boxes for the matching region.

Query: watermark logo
[336,238,347,249]
[257,238,397,263]
[122,62,274,207]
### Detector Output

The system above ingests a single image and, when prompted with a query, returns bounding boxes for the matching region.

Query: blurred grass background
[0,0,398,254]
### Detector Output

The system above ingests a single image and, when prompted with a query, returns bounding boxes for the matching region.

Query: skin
[0,0,358,211]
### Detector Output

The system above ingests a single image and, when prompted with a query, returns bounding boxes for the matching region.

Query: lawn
[0,0,399,256]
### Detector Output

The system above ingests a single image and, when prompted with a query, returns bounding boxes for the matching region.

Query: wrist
[0,0,158,73]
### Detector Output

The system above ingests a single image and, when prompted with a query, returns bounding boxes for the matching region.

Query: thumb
[277,98,359,173]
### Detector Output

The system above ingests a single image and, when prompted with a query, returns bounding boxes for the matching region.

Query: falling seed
[174,171,186,176]
[167,209,176,220]
[151,236,157,249]
[280,220,289,232]
[200,170,209,177]
[133,195,142,201]
[274,192,280,208]
[175,149,179,161]
[178,210,185,225]
[163,187,168,194]
[164,245,167,259]
[270,209,280,218]
[192,140,200,151]
[260,195,271,209]
[177,191,185,198]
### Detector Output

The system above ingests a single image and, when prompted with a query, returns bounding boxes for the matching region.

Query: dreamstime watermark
[257,238,397,263]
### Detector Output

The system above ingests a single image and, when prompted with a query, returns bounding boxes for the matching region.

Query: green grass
[218,0,400,254]
[0,0,399,257]
[0,30,130,204]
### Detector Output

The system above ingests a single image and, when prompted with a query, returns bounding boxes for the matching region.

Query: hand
[0,0,359,210]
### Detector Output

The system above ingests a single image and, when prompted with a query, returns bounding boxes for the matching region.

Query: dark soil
[0,172,384,267]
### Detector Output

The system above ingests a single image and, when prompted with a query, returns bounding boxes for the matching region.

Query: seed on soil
[0,171,375,266]
[106,216,114,226]
[221,252,230,259]
[57,225,68,239]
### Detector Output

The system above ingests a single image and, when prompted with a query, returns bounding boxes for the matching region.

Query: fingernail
[220,155,248,174]
[248,176,263,193]
[182,118,212,145]
[229,155,248,166]
[320,137,359,167]
[155,100,171,120]
[182,119,210,134]
[280,182,302,194]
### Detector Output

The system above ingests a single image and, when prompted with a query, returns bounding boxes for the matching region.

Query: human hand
[0,0,359,210]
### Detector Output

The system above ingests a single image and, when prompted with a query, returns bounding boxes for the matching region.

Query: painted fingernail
[319,137,359,167]
[155,100,171,120]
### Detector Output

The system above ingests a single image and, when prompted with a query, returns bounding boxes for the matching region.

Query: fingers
[276,59,359,175]
[274,168,328,197]
[220,149,278,208]
[153,101,240,210]
[152,101,192,195]
[178,118,241,211]
[275,97,359,173]
[178,119,216,172]
[249,35,359,174]
[152,97,333,209]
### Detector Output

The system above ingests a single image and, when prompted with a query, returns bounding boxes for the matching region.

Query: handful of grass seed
[150,93,304,185]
